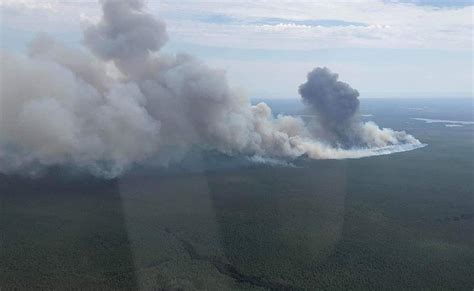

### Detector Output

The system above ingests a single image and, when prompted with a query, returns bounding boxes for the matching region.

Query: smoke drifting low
[0,0,423,178]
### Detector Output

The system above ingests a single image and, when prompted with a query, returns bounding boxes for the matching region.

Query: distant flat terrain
[1,98,473,290]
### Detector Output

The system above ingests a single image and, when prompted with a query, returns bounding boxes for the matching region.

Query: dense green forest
[1,101,473,289]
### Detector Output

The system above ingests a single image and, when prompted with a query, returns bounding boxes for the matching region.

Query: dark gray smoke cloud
[297,67,420,150]
[0,0,424,178]
[299,67,361,146]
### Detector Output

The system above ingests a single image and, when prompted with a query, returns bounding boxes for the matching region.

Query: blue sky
[1,0,472,99]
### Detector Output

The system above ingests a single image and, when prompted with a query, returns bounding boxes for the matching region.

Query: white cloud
[157,0,472,50]
[1,0,471,99]
[1,0,471,50]
[0,0,60,11]
[411,118,474,125]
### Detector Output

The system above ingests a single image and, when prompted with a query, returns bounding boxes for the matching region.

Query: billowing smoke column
[0,0,423,178]
[83,0,168,75]
[299,67,422,149]
[299,67,360,146]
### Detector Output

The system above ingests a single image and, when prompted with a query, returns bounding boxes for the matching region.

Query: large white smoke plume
[0,0,424,178]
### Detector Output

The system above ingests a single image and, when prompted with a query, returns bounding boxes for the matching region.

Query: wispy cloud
[196,14,368,27]
[1,0,471,99]
[1,0,472,50]
[158,0,472,50]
